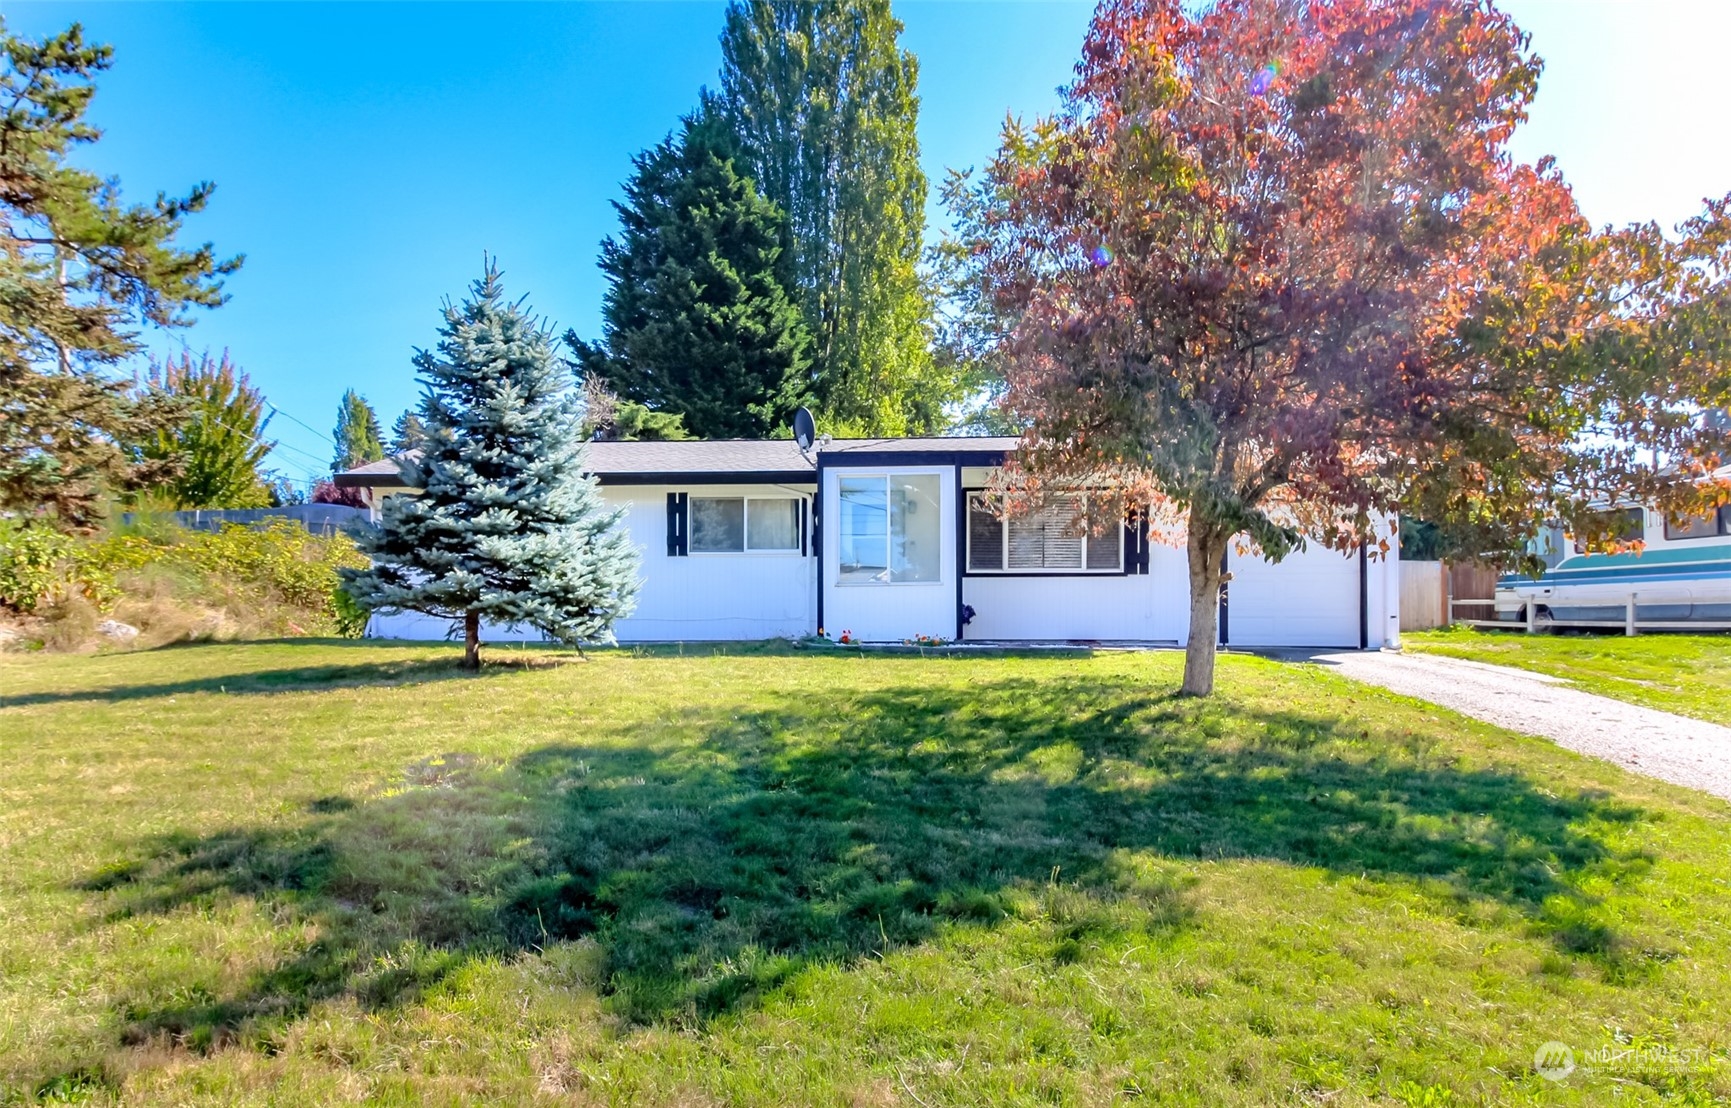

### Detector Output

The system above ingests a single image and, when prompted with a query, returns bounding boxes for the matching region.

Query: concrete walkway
[1291,649,1731,803]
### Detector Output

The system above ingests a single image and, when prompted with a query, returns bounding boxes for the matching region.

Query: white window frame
[688,495,804,555]
[835,472,944,586]
[966,491,1123,575]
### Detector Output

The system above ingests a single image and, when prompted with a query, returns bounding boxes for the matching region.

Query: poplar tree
[715,0,957,434]
[568,113,810,439]
[342,263,640,669]
[332,390,384,473]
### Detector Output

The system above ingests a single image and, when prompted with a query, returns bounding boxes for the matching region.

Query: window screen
[968,496,1005,571]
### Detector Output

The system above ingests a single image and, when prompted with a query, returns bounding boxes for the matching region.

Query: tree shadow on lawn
[73,675,1656,1054]
[0,646,576,708]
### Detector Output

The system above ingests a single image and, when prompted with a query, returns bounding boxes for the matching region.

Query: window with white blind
[967,493,1122,573]
[689,496,801,553]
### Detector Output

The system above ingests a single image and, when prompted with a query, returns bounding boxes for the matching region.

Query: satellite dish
[792,406,816,451]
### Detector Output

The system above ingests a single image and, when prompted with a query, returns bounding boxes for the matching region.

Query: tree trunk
[1182,514,1228,697]
[462,610,480,671]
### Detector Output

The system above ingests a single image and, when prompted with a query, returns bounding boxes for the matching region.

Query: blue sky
[7,1,1729,486]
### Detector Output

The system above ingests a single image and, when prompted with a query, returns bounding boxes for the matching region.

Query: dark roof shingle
[333,436,1022,487]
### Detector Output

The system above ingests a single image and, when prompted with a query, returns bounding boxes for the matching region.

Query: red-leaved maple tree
[948,0,1731,695]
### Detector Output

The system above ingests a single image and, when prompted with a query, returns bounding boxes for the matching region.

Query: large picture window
[690,496,801,553]
[967,493,1121,573]
[838,474,942,584]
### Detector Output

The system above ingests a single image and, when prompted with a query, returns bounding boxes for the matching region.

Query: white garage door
[1225,545,1361,648]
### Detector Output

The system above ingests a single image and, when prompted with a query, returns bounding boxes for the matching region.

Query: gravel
[1298,648,1731,803]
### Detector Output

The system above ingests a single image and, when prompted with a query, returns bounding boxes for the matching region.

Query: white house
[334,436,1400,649]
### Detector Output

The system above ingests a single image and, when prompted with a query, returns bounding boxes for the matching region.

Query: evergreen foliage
[0,18,240,528]
[715,0,954,434]
[567,112,810,439]
[388,409,428,455]
[332,390,384,473]
[135,351,273,508]
[342,264,640,668]
[605,400,694,442]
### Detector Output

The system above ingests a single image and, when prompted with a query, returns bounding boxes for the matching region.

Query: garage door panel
[1227,546,1360,648]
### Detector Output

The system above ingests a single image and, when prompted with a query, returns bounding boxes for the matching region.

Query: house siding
[357,446,1400,649]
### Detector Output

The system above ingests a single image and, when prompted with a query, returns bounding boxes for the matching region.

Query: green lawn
[1403,629,1731,723]
[3,641,1730,1106]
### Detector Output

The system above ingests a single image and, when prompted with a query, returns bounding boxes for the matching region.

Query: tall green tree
[388,408,428,455]
[342,263,640,670]
[567,113,810,439]
[0,19,241,528]
[332,390,384,473]
[135,351,272,508]
[715,0,954,434]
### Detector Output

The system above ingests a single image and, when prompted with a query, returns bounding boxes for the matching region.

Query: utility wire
[157,328,341,450]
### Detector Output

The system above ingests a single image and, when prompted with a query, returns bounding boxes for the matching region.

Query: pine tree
[0,18,240,527]
[566,112,810,439]
[341,263,640,669]
[135,351,273,508]
[388,409,428,455]
[715,0,955,434]
[332,390,384,473]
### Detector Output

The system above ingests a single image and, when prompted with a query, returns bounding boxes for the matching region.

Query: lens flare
[1090,244,1114,268]
[1248,60,1280,97]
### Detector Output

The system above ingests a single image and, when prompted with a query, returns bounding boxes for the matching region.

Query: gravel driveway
[1294,649,1731,802]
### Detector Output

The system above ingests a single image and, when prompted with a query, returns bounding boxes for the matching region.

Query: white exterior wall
[611,484,817,641]
[364,461,1398,649]
[820,465,958,643]
[962,574,1165,642]
[368,482,818,644]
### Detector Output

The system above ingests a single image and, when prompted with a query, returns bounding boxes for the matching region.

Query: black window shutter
[1123,512,1152,575]
[666,492,688,556]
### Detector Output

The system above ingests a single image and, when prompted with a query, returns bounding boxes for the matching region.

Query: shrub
[0,522,73,613]
[0,518,371,647]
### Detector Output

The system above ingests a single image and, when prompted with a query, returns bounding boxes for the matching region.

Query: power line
[265,402,338,448]
[155,328,340,450]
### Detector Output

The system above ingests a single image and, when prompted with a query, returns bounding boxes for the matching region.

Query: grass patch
[3,641,1730,1104]
[1404,628,1731,723]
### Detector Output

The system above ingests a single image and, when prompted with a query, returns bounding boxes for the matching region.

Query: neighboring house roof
[332,436,1024,488]
[331,457,416,488]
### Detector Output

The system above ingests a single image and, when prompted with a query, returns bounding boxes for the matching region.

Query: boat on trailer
[1494,493,1731,630]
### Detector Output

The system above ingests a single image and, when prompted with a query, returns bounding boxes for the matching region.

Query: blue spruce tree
[342,262,640,668]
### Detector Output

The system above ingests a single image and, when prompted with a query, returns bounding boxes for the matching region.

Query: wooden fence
[1399,561,1446,631]
[1401,559,1503,631]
